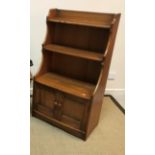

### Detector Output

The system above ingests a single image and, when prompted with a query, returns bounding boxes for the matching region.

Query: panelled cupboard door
[61,94,90,130]
[33,83,56,117]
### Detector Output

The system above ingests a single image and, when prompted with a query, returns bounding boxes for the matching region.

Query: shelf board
[44,44,104,62]
[47,17,111,28]
[35,73,95,100]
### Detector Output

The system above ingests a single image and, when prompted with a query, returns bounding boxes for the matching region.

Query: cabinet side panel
[85,98,103,138]
[86,15,121,139]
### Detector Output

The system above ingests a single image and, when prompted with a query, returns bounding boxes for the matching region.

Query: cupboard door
[34,83,56,116]
[61,94,89,130]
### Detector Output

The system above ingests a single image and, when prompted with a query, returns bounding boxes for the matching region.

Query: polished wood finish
[44,44,104,61]
[47,9,114,28]
[35,72,95,99]
[32,9,120,140]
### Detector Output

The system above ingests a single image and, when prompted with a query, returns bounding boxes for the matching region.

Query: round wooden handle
[54,101,58,105]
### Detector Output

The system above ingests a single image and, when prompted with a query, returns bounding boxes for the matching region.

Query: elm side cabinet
[32,9,120,140]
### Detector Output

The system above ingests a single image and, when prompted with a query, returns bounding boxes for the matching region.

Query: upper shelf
[44,44,104,62]
[47,9,116,28]
[48,17,111,28]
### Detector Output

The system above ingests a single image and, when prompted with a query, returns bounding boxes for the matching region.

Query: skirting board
[30,87,33,96]
[105,89,125,109]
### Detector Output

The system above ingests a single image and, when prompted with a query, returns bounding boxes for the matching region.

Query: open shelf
[44,44,104,62]
[48,17,112,28]
[35,72,95,100]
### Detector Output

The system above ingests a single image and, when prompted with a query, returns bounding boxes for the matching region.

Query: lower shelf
[35,72,95,100]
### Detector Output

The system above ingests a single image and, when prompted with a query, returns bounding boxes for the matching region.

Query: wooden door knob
[54,101,58,106]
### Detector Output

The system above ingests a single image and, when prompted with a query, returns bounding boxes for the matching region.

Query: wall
[30,0,125,107]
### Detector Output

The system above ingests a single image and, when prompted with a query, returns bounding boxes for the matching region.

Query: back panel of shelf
[47,22,110,53]
[43,51,101,84]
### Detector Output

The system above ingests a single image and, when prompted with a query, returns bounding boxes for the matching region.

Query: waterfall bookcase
[32,9,120,140]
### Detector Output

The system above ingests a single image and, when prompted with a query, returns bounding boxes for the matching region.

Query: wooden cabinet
[32,9,120,140]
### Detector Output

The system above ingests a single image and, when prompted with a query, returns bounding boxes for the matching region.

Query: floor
[30,96,125,155]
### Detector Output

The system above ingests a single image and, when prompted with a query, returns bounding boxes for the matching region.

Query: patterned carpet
[31,96,125,155]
